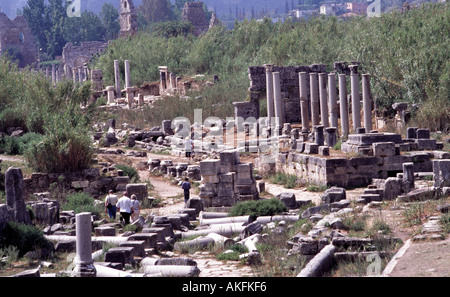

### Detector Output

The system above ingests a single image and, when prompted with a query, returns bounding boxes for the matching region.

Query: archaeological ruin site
[0,0,448,282]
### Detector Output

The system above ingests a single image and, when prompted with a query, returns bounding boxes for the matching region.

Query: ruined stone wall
[182,2,209,37]
[0,13,37,67]
[269,151,433,188]
[62,41,108,69]
[247,64,327,123]
[22,168,130,199]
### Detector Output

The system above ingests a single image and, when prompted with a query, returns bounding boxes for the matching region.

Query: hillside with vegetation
[94,3,449,131]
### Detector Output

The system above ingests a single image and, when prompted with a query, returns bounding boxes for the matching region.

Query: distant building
[319,3,346,16]
[288,9,318,19]
[345,2,369,15]
[0,12,37,67]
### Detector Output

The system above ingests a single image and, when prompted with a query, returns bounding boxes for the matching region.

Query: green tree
[64,11,106,45]
[140,0,175,24]
[45,0,67,58]
[23,0,50,52]
[100,3,120,40]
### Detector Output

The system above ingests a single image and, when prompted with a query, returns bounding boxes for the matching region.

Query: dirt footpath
[384,237,450,277]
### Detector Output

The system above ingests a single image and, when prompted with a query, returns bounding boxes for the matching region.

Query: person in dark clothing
[181,178,191,204]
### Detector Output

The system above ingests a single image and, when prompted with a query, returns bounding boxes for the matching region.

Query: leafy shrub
[229,198,287,217]
[440,214,450,234]
[62,192,102,217]
[0,133,43,155]
[0,221,53,258]
[24,107,93,173]
[269,173,298,189]
[115,164,140,183]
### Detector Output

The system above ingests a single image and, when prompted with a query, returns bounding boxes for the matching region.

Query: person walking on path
[185,136,193,161]
[130,194,140,222]
[116,191,133,225]
[181,178,191,204]
[105,190,118,220]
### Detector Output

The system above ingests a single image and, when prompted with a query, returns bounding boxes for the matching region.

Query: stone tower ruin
[182,2,210,37]
[119,0,138,38]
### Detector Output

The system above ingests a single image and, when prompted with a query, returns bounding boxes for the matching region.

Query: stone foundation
[257,150,434,189]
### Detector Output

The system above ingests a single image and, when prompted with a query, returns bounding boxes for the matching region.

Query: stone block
[219,173,235,183]
[358,194,381,204]
[416,128,430,139]
[297,237,318,255]
[406,127,417,139]
[319,146,329,156]
[126,183,148,201]
[211,196,235,207]
[373,142,396,157]
[185,197,204,215]
[304,143,319,154]
[433,160,450,188]
[321,187,346,203]
[201,175,219,184]
[236,184,257,195]
[94,226,116,237]
[220,150,240,170]
[200,159,221,175]
[119,241,146,257]
[104,247,135,265]
[279,192,297,209]
[257,181,265,193]
[127,233,158,248]
[363,188,384,200]
[142,227,171,241]
[178,208,197,220]
[237,163,253,180]
[416,139,436,150]
[383,177,403,200]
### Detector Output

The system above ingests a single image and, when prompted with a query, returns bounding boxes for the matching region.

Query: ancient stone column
[5,167,26,224]
[78,67,83,83]
[138,93,144,106]
[310,73,320,126]
[402,162,415,192]
[72,68,77,83]
[318,73,329,128]
[299,72,310,134]
[170,73,177,90]
[124,60,131,89]
[362,74,372,132]
[126,87,135,109]
[46,67,50,79]
[106,86,115,105]
[273,72,284,129]
[338,74,349,136]
[350,73,361,132]
[325,127,337,148]
[264,64,275,125]
[83,65,89,82]
[114,60,121,97]
[328,73,338,129]
[51,64,56,85]
[313,125,324,146]
[72,212,96,277]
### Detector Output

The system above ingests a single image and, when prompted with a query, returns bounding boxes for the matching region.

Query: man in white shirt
[116,191,132,225]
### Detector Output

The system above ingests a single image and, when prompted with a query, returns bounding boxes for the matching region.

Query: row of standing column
[264,65,372,138]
